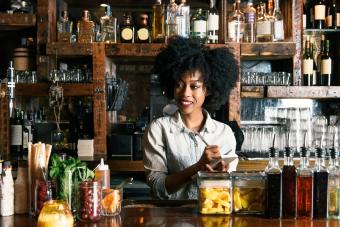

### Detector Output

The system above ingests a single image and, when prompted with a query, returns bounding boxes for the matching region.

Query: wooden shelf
[304,29,340,33]
[241,86,265,98]
[240,42,296,60]
[0,13,36,30]
[105,43,165,57]
[15,83,94,97]
[267,86,340,99]
[46,43,93,56]
[107,160,144,172]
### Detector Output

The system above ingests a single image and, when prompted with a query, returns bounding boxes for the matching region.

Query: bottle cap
[98,158,109,171]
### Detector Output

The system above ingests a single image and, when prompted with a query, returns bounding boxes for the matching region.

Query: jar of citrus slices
[37,200,73,227]
[198,171,232,214]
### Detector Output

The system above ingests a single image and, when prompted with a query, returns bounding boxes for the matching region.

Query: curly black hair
[153,37,238,112]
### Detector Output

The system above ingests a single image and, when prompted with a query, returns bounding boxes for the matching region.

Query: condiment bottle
[0,161,14,216]
[15,161,28,214]
[95,158,110,189]
[327,141,340,218]
[282,133,297,218]
[265,135,282,218]
[313,147,328,219]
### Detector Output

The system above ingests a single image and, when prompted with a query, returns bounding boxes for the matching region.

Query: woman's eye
[191,84,201,89]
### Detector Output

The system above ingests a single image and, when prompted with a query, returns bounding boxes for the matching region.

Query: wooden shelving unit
[0,13,36,30]
[267,86,340,99]
[240,42,296,60]
[46,42,93,56]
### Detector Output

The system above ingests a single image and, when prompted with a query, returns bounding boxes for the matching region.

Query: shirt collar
[169,109,217,134]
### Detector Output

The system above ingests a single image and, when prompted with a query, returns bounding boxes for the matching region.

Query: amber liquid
[313,171,328,219]
[297,176,313,218]
[282,165,297,218]
[266,173,281,218]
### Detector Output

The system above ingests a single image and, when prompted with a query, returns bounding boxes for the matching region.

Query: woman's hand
[197,145,228,172]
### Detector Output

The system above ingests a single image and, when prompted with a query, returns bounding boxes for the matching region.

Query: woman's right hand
[197,145,221,170]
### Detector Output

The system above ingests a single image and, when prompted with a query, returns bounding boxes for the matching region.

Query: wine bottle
[314,0,326,29]
[10,109,23,156]
[326,0,337,29]
[303,36,313,86]
[320,39,332,86]
[207,0,219,44]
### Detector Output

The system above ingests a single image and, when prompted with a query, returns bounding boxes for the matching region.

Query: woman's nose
[182,85,192,96]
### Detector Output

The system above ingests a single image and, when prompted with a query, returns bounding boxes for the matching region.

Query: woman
[143,37,239,200]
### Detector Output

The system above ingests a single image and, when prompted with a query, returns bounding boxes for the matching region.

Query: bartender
[143,37,239,200]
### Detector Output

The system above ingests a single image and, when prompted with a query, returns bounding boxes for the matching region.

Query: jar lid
[231,171,265,178]
[198,171,230,179]
[80,180,101,187]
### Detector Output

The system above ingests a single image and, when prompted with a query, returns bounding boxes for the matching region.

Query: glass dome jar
[37,200,74,227]
[198,171,232,214]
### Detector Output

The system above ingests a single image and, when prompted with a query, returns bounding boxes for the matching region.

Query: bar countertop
[1,204,339,227]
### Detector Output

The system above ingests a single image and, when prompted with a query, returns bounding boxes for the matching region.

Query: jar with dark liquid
[313,147,328,219]
[296,147,313,219]
[265,147,281,218]
[282,147,297,218]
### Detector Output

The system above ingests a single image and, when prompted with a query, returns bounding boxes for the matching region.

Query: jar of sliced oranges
[101,188,122,216]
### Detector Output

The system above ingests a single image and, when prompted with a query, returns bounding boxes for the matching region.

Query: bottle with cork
[95,158,110,189]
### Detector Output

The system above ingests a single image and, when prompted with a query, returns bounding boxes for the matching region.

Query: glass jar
[232,171,266,214]
[198,171,232,214]
[37,200,73,227]
[101,188,123,216]
[78,180,102,222]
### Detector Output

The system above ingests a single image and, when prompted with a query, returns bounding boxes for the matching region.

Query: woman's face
[174,70,207,117]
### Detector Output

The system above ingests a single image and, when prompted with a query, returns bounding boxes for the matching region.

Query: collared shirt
[143,110,238,200]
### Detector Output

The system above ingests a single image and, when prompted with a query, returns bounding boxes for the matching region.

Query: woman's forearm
[164,163,202,194]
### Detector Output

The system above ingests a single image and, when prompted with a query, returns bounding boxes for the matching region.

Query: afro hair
[153,37,238,112]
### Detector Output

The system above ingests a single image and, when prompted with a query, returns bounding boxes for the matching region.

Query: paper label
[303,59,313,75]
[207,14,219,30]
[314,5,326,20]
[10,125,22,146]
[193,20,207,33]
[321,58,332,75]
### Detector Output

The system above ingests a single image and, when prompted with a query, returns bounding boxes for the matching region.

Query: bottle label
[274,20,284,40]
[10,125,22,146]
[303,59,313,75]
[337,13,340,26]
[314,5,326,20]
[321,58,332,75]
[193,20,207,33]
[137,28,149,41]
[207,14,219,31]
[228,21,244,42]
[245,12,255,24]
[23,131,28,149]
[326,15,332,27]
[256,21,271,35]
[303,14,306,29]
[121,28,133,41]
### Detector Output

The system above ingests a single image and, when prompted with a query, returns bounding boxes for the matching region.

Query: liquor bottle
[57,10,73,43]
[77,10,95,43]
[152,0,165,43]
[10,108,23,157]
[207,0,219,44]
[135,13,151,43]
[311,41,318,86]
[303,1,307,29]
[282,139,297,218]
[313,147,328,219]
[327,145,340,218]
[166,0,178,39]
[316,35,325,85]
[267,0,274,17]
[243,0,256,43]
[100,5,117,43]
[176,0,190,38]
[21,110,31,154]
[314,0,326,29]
[256,1,272,42]
[265,143,282,218]
[296,146,313,219]
[326,0,337,29]
[272,0,284,41]
[303,36,313,86]
[190,8,207,44]
[120,12,135,43]
[228,0,244,43]
[320,39,332,86]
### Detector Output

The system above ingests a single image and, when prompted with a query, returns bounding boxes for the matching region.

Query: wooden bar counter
[1,203,339,227]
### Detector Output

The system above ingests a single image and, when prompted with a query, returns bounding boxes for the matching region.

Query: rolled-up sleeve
[143,120,170,199]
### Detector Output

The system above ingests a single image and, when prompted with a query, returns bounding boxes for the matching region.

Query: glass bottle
[37,200,74,227]
[296,146,313,219]
[326,0,337,29]
[190,8,207,44]
[228,0,244,43]
[135,13,151,43]
[10,108,23,156]
[265,146,282,218]
[272,0,284,41]
[282,143,297,218]
[57,10,73,43]
[303,36,313,86]
[319,39,332,86]
[313,147,328,218]
[256,1,272,42]
[100,5,117,43]
[120,12,135,43]
[327,146,340,218]
[176,0,190,38]
[314,0,326,29]
[243,0,256,43]
[0,161,14,216]
[316,34,325,85]
[152,0,165,43]
[166,0,178,39]
[77,10,95,43]
[207,0,219,44]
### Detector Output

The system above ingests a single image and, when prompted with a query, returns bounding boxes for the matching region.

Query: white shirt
[143,110,238,200]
